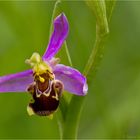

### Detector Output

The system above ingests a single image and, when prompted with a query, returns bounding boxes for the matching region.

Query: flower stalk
[62,1,116,139]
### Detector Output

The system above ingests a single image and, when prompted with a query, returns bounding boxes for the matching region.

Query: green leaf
[86,0,109,36]
[84,0,116,81]
[62,96,85,139]
[105,0,116,22]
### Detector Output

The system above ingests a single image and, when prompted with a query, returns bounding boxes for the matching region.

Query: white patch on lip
[63,70,72,75]
[83,81,88,95]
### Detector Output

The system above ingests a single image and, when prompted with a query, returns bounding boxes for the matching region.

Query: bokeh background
[0,1,140,139]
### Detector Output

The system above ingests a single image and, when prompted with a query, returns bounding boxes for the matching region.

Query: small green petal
[27,105,35,116]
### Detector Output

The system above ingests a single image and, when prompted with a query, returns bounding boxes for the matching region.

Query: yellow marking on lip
[38,76,45,83]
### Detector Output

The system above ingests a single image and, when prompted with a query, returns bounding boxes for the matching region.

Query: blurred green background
[0,1,140,139]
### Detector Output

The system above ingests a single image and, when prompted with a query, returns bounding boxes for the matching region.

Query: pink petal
[43,13,69,60]
[0,70,33,93]
[53,64,88,96]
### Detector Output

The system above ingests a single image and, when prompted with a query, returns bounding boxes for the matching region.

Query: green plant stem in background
[62,96,85,139]
[86,0,109,36]
[84,0,116,80]
[83,24,106,78]
[64,41,73,67]
[62,25,105,139]
[62,24,107,139]
[49,0,61,39]
[105,0,116,22]
[62,1,116,139]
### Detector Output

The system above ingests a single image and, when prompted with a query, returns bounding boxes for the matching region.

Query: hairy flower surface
[0,13,88,117]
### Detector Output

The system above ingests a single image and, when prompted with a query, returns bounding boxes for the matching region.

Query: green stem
[64,41,73,67]
[61,25,105,140]
[83,25,106,77]
[49,0,61,39]
[62,1,116,138]
[62,96,85,139]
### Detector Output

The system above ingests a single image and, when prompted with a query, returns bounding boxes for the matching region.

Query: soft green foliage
[105,0,116,22]
[0,1,140,139]
[62,1,115,139]
[86,0,109,36]
[84,0,115,82]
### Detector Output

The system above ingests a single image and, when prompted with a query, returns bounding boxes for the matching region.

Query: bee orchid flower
[0,13,88,117]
